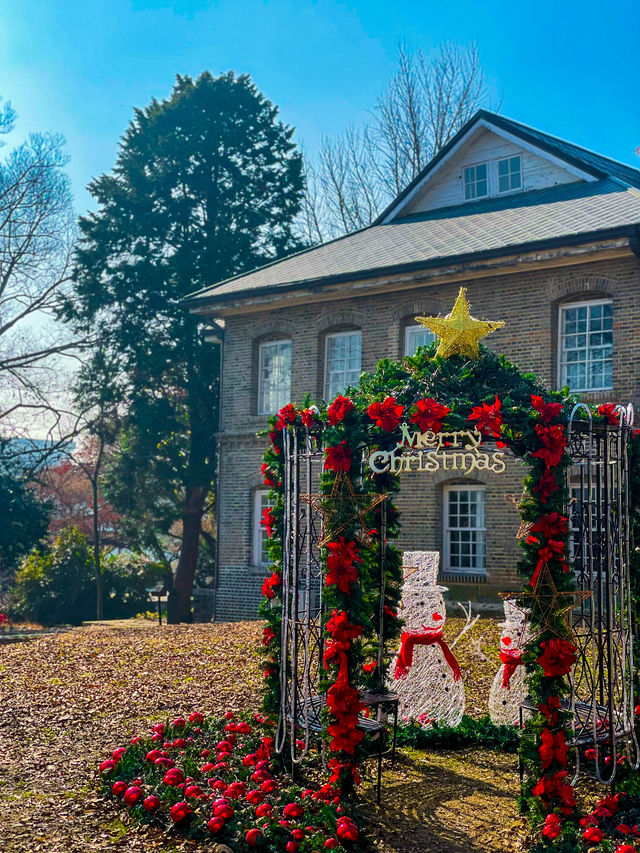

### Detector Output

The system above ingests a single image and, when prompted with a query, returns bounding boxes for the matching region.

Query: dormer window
[463,163,488,200]
[498,156,523,193]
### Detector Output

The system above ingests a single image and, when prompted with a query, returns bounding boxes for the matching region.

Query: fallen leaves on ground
[0,617,522,852]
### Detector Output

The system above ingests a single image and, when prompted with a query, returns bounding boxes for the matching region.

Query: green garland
[259,342,634,848]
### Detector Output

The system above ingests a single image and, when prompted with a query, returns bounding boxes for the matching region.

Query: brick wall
[213,255,640,622]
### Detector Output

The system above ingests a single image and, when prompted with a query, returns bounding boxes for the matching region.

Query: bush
[12,527,165,626]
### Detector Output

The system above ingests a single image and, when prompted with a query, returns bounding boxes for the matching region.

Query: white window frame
[557,299,613,392]
[404,324,436,357]
[497,155,523,194]
[257,338,292,415]
[252,489,271,567]
[463,161,489,201]
[443,485,487,575]
[324,330,362,400]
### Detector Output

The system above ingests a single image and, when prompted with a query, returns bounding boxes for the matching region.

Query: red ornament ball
[208,816,225,834]
[111,781,127,797]
[283,802,304,819]
[143,795,160,812]
[170,801,191,822]
[245,828,263,847]
[123,786,143,806]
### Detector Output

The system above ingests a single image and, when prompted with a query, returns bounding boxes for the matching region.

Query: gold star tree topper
[415,287,504,359]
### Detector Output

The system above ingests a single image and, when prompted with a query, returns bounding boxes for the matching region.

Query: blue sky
[1,0,639,213]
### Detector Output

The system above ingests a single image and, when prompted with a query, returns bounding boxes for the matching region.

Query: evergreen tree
[64,72,304,622]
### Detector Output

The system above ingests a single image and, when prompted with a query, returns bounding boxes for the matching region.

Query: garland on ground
[259,342,635,848]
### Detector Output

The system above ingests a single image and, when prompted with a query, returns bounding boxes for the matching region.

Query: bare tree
[0,109,84,446]
[302,42,492,240]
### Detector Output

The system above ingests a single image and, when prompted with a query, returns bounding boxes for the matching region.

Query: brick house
[187,110,640,622]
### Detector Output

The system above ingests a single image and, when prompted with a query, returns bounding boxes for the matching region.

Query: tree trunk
[93,477,103,620]
[167,485,205,624]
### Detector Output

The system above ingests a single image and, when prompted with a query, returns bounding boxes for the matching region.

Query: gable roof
[376,110,640,223]
[187,111,640,309]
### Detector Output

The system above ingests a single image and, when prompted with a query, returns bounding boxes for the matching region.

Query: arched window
[324,330,361,399]
[557,299,613,392]
[257,338,292,415]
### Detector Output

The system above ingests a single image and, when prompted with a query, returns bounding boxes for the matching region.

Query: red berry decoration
[171,717,186,728]
[255,803,272,817]
[337,819,359,842]
[111,780,127,797]
[112,747,126,761]
[245,828,263,846]
[292,829,305,840]
[214,803,234,820]
[99,760,116,774]
[189,711,204,723]
[324,841,340,850]
[286,843,299,853]
[170,801,191,822]
[143,795,160,812]
[123,786,143,806]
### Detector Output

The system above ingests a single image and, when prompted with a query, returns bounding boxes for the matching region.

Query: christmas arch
[260,288,640,840]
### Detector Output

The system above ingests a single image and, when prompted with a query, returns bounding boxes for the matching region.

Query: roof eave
[186,223,639,314]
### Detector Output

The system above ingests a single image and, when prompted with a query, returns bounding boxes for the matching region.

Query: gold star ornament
[500,564,592,643]
[415,287,504,359]
[300,471,388,547]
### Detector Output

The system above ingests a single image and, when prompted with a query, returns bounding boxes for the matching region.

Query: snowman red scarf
[394,626,461,681]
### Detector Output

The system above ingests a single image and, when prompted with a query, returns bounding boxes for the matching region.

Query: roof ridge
[484,110,640,179]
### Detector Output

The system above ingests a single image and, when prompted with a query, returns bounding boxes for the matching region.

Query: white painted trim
[381,118,598,223]
[443,484,487,575]
[253,489,270,567]
[556,298,614,392]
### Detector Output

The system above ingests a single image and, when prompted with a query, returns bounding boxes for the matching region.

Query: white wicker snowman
[488,598,530,726]
[389,551,465,728]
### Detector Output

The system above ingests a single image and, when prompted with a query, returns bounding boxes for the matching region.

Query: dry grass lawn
[0,617,524,852]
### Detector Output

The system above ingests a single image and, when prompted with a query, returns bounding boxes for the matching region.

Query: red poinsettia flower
[532,424,566,469]
[261,572,281,599]
[530,512,569,539]
[326,554,360,594]
[410,397,450,433]
[261,462,279,488]
[327,396,355,425]
[260,506,276,538]
[262,627,275,646]
[531,395,563,424]
[533,469,559,503]
[326,609,362,643]
[300,407,318,428]
[269,430,281,454]
[532,770,576,814]
[537,638,577,677]
[324,441,351,471]
[468,395,502,437]
[598,402,620,425]
[276,404,297,430]
[366,396,404,431]
[539,727,569,769]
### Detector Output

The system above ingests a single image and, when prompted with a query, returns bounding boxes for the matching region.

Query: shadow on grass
[360,747,522,853]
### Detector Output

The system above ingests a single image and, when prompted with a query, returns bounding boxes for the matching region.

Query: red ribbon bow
[394,627,461,681]
[500,649,523,689]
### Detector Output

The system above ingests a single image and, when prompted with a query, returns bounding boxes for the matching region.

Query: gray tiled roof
[189,179,640,303]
